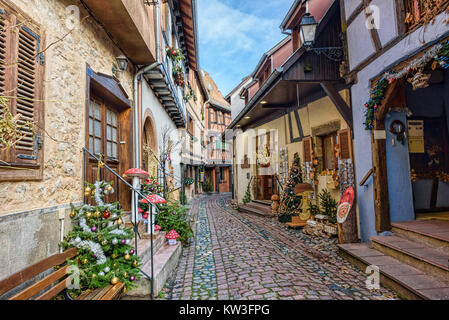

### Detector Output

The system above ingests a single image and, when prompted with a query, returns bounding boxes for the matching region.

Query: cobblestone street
[162,194,398,300]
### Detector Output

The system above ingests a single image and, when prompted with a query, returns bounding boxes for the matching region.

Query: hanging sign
[337,186,354,224]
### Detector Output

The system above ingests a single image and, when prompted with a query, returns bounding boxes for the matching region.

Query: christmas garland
[363,40,449,130]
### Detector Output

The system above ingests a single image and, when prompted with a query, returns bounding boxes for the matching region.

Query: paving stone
[160,195,398,301]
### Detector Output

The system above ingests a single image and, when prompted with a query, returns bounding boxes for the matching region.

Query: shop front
[364,39,449,230]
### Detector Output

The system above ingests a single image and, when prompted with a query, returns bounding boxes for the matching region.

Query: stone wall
[0,0,135,279]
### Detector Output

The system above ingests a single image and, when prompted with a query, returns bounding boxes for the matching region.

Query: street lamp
[116,55,129,71]
[299,13,318,48]
[299,13,344,62]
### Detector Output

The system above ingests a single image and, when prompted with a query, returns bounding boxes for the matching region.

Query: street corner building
[0,0,224,300]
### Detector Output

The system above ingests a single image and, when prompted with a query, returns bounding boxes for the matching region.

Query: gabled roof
[201,70,231,113]
[251,36,291,79]
[225,75,252,100]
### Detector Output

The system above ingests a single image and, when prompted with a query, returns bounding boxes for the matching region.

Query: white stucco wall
[142,81,182,192]
[230,78,253,121]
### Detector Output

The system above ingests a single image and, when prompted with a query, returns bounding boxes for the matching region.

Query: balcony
[81,0,156,64]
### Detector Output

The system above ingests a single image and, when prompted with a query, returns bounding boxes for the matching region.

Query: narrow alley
[163,195,397,300]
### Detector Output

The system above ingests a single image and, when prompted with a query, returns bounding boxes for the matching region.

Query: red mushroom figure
[166,230,180,245]
[123,168,149,225]
[146,194,167,204]
[123,168,150,180]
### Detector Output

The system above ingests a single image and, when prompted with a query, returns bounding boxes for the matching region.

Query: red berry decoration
[142,212,149,219]
[172,50,177,55]
[103,211,111,219]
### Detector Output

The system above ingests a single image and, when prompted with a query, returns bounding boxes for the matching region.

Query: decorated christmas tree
[242,181,252,204]
[279,153,303,217]
[61,162,140,298]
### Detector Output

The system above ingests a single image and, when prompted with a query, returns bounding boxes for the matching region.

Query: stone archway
[142,110,158,178]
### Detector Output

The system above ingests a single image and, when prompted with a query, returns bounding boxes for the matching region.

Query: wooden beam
[320,82,353,129]
[371,121,391,232]
[376,77,403,122]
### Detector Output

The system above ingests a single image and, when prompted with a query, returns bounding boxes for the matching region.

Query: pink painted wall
[272,39,293,69]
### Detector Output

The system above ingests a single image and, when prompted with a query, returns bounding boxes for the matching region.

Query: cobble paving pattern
[163,194,398,300]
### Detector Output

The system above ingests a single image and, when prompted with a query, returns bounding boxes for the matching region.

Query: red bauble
[172,50,177,55]
[103,211,111,219]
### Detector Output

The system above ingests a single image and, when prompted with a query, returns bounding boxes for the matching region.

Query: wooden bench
[0,248,124,300]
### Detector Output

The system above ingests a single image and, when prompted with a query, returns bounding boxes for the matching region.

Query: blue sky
[197,0,293,96]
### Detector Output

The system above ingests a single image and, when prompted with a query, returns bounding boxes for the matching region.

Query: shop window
[0,6,45,181]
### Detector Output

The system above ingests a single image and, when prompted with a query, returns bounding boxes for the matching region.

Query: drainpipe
[132,2,162,224]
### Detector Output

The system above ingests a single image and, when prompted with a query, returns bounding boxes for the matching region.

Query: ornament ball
[124,254,130,261]
[81,258,88,265]
[86,212,92,219]
[70,211,76,218]
[123,272,128,278]
[132,260,138,267]
[117,218,123,225]
[130,276,135,282]
[121,239,126,244]
[107,185,113,192]
[110,277,119,285]
[94,211,100,218]
[103,211,111,219]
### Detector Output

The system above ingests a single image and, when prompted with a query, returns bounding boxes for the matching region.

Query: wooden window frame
[86,96,121,164]
[321,132,338,171]
[0,1,45,181]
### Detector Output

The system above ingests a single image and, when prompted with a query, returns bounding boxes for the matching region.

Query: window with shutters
[0,5,45,181]
[337,129,353,160]
[303,137,313,163]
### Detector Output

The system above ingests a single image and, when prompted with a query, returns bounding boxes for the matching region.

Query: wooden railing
[405,0,449,30]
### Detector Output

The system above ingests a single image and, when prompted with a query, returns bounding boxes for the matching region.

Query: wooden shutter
[303,137,313,163]
[338,129,353,160]
[13,26,39,159]
[0,5,45,180]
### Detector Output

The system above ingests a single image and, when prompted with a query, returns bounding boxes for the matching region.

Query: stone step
[245,201,272,213]
[392,220,449,253]
[122,242,182,299]
[238,204,273,217]
[252,200,272,207]
[131,232,166,265]
[371,235,449,283]
[338,243,449,300]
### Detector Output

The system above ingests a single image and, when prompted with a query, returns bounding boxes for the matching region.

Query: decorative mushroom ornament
[166,230,180,245]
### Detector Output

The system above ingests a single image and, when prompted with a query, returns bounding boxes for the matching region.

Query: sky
[197,0,293,97]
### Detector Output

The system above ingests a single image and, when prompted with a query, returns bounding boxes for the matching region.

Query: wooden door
[86,97,121,205]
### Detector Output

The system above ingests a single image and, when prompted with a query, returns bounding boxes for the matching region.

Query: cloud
[197,0,290,95]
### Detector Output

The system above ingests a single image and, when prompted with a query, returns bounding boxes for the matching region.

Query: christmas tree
[61,162,141,298]
[242,181,252,204]
[279,153,303,216]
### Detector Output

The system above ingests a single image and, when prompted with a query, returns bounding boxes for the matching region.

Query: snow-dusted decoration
[94,181,104,206]
[70,239,106,265]
[79,218,93,233]
[109,229,127,236]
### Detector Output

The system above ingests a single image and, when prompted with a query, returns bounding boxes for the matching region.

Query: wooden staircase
[338,219,449,300]
[238,200,273,217]
[121,213,182,299]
